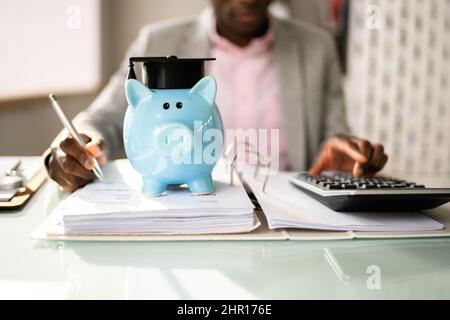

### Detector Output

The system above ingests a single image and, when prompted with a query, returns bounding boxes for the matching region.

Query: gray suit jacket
[70,8,348,171]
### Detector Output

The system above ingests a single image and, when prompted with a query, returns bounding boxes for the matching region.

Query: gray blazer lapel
[175,9,211,58]
[274,19,307,171]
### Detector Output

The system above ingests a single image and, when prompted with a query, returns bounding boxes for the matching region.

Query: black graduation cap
[127,55,215,89]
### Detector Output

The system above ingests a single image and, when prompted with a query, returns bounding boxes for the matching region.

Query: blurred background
[0,0,449,175]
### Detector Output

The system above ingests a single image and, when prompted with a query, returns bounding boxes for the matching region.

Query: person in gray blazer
[45,0,388,192]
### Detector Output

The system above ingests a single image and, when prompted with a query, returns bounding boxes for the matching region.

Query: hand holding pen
[47,94,107,192]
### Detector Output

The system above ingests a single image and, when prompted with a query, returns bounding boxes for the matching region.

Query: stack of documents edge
[38,160,444,239]
[51,160,258,235]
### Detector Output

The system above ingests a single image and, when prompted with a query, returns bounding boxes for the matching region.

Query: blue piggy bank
[123,76,224,196]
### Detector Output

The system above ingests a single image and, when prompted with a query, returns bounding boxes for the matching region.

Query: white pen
[48,93,106,182]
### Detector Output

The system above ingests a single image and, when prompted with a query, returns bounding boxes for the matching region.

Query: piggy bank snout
[155,123,194,157]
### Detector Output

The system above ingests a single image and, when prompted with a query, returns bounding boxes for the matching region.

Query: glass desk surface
[1,178,450,300]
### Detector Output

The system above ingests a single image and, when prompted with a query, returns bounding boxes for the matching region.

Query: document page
[47,160,258,235]
[55,160,255,220]
[242,167,444,232]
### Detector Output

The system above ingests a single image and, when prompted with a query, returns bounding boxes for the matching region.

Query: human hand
[309,134,388,177]
[47,134,107,192]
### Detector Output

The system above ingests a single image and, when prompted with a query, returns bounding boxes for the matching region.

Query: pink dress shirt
[206,18,288,170]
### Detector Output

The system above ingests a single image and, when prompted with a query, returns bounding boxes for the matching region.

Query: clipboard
[0,160,47,211]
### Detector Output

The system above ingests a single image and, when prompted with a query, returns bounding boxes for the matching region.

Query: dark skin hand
[47,134,107,192]
[309,134,388,177]
[212,0,273,47]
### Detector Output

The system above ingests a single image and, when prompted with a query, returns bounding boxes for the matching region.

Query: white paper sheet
[0,190,16,202]
[49,160,257,235]
[242,167,444,232]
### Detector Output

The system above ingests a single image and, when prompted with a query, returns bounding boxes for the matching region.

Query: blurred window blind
[0,0,101,101]
[345,0,450,174]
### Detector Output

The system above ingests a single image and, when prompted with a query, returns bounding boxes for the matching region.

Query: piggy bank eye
[163,102,170,110]
[176,102,183,109]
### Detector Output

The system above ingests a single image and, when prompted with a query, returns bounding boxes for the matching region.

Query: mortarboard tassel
[127,61,137,80]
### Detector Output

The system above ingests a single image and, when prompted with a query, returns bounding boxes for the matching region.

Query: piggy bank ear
[190,76,217,105]
[125,79,154,109]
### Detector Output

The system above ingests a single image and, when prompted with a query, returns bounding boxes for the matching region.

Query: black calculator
[289,172,450,212]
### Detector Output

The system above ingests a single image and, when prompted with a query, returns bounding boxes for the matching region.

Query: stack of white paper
[51,160,258,235]
[241,168,444,232]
